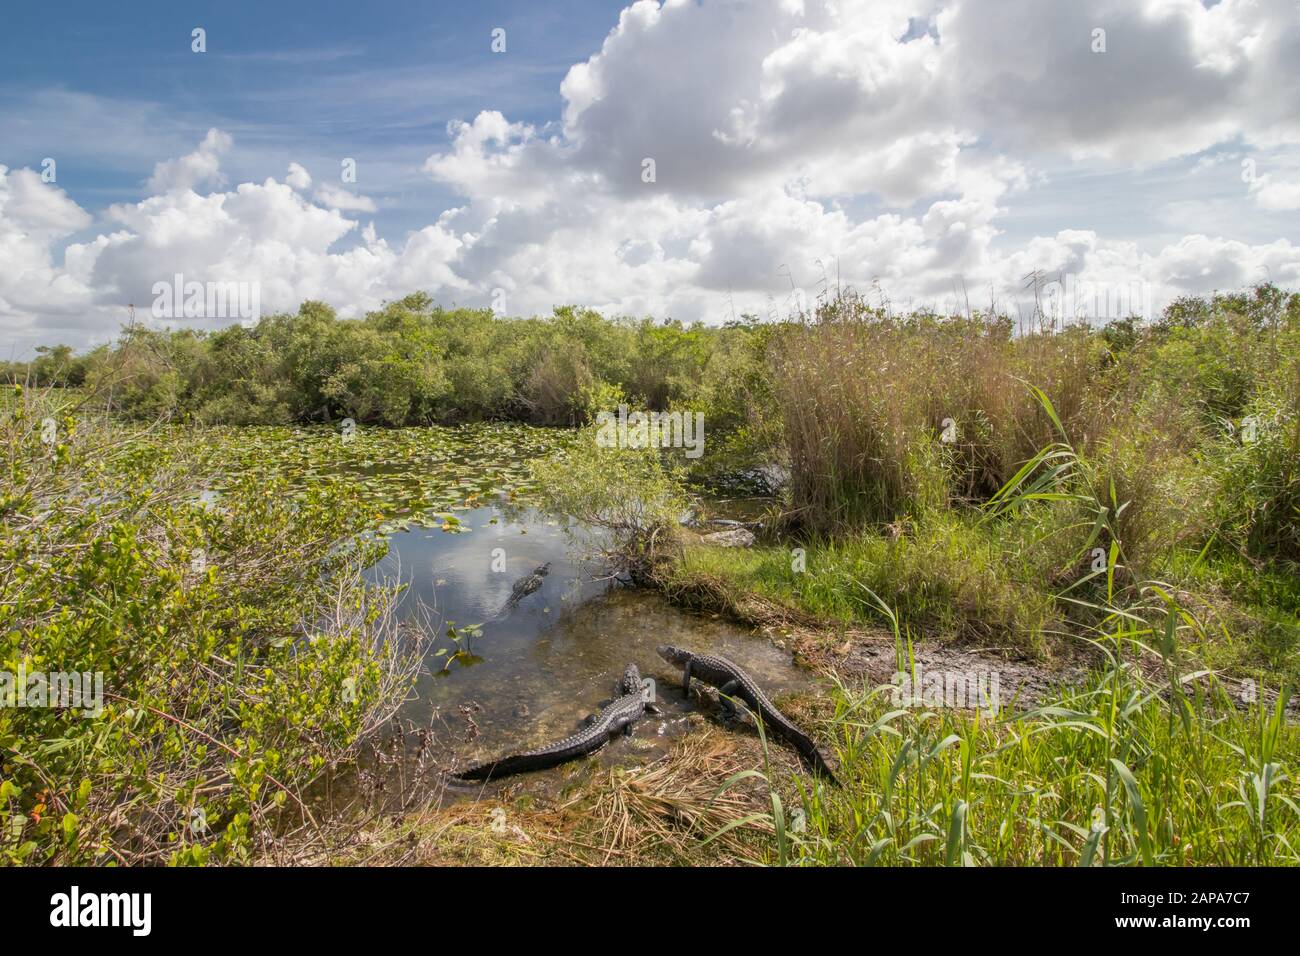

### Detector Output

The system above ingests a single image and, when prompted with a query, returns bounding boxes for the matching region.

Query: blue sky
[2,0,1298,354]
[1,0,627,237]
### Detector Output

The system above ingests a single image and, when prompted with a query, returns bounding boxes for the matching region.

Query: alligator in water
[452,663,658,783]
[657,644,840,785]
[489,562,551,619]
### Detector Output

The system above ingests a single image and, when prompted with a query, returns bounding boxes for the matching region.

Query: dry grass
[768,296,1107,532]
[308,727,786,866]
[580,727,779,864]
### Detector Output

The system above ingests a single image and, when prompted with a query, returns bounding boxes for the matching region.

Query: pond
[202,422,815,805]
[361,503,814,801]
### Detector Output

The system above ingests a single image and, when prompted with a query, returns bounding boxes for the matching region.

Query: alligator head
[656,644,692,667]
[619,663,643,696]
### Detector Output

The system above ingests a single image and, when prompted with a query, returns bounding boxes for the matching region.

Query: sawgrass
[746,643,1299,866]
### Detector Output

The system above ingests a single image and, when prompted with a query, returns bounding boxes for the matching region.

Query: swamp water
[213,423,817,806]
[348,502,815,805]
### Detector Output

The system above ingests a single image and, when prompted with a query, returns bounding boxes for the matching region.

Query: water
[349,501,815,803]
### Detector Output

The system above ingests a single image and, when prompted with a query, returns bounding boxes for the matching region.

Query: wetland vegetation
[3,283,1298,865]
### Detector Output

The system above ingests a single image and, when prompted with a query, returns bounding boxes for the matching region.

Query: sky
[2,0,1299,356]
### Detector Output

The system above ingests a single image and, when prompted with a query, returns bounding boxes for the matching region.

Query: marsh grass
[716,597,1299,866]
[768,298,1104,533]
[690,381,1299,865]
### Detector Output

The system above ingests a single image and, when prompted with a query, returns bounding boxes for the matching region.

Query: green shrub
[0,387,417,864]
[1213,369,1300,561]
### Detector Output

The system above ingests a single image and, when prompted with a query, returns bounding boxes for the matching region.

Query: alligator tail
[805,745,841,787]
[785,730,840,786]
[451,752,542,783]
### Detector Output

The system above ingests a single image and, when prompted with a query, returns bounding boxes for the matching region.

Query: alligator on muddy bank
[451,663,659,783]
[657,644,840,785]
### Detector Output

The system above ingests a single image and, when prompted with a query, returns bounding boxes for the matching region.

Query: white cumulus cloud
[144,128,232,194]
[3,0,1299,354]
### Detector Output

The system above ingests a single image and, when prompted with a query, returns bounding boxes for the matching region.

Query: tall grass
[768,296,1104,532]
[711,383,1298,866]
[723,582,1298,866]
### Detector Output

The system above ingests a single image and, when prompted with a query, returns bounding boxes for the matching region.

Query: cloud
[3,0,1300,354]
[144,128,232,194]
[1251,176,1300,212]
[314,182,378,213]
[285,162,312,191]
[0,167,96,340]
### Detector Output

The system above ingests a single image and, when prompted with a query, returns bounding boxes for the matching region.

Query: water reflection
[337,502,814,806]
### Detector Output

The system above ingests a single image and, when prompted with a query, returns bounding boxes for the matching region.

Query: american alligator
[452,663,658,783]
[490,562,551,619]
[656,644,840,785]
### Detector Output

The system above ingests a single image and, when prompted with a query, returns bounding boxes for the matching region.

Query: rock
[702,527,756,548]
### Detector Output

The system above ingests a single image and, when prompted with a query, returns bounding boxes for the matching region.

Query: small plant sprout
[440,622,484,672]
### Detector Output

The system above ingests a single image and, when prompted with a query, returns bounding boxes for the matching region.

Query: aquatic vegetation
[530,428,688,581]
[140,420,576,536]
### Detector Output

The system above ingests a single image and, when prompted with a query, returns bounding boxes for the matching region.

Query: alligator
[490,562,551,619]
[656,644,840,785]
[452,663,658,783]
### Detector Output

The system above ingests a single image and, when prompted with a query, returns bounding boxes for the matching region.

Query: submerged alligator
[452,663,659,783]
[657,644,840,785]
[489,562,551,620]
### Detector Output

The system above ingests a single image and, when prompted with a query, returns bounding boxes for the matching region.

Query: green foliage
[676,504,1063,657]
[13,300,761,431]
[0,387,419,864]
[773,661,1299,866]
[1212,370,1300,562]
[6,281,1299,867]
[726,583,1299,867]
[531,428,688,581]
